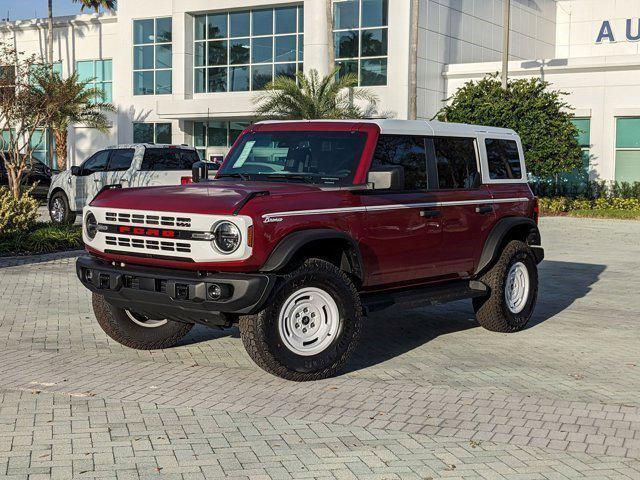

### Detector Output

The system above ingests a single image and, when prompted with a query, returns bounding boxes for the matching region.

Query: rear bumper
[76,255,276,326]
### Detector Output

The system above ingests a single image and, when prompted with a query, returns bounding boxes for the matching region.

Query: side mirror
[70,166,81,176]
[192,161,209,183]
[367,165,404,190]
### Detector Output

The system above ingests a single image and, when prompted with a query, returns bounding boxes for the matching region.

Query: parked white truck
[48,144,201,224]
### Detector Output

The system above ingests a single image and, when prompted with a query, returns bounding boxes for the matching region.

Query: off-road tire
[239,258,363,381]
[92,293,193,349]
[49,191,76,224]
[473,240,538,333]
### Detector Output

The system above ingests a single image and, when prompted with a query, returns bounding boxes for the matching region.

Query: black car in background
[0,154,53,199]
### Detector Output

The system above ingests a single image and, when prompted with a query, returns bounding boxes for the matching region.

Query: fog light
[208,284,222,300]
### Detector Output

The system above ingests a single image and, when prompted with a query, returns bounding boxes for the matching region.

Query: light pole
[501,0,511,89]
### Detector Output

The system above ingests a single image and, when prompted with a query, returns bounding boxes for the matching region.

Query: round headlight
[213,221,241,254]
[85,212,98,240]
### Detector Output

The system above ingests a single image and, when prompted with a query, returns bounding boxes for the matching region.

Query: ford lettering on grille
[118,226,177,238]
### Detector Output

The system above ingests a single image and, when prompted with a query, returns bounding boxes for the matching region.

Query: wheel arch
[260,229,365,285]
[475,217,542,276]
[48,187,70,209]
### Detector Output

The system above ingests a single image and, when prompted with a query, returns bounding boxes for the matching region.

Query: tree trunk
[326,0,334,73]
[408,0,420,120]
[6,165,22,199]
[54,127,68,171]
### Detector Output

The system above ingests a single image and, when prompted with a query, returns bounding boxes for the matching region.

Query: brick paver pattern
[0,217,639,479]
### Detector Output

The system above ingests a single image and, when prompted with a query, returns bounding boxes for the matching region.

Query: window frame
[370,134,432,191]
[192,6,304,94]
[76,59,113,102]
[333,0,388,86]
[132,122,173,144]
[614,116,640,182]
[106,148,136,172]
[80,149,111,175]
[484,137,524,181]
[476,133,527,185]
[132,16,173,96]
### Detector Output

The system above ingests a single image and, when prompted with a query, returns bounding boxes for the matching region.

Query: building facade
[1,0,638,183]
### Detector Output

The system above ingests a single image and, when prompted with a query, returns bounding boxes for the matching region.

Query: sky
[0,0,97,21]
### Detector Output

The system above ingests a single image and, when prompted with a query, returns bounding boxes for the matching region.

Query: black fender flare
[260,229,364,280]
[475,217,542,276]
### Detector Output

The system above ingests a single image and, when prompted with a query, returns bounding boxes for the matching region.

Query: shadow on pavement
[345,259,606,373]
[143,260,608,367]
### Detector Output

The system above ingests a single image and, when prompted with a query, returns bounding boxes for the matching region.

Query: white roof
[256,119,517,137]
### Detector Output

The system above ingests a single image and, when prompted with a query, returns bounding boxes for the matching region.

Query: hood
[89,180,324,215]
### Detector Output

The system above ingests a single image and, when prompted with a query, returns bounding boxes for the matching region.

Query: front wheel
[473,240,538,332]
[92,293,193,349]
[49,191,76,224]
[239,259,363,381]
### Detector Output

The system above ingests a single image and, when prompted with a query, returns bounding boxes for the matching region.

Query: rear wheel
[473,240,538,332]
[92,293,193,349]
[49,191,76,224]
[239,259,363,381]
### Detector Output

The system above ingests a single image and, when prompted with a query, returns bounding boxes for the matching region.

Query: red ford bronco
[77,120,543,381]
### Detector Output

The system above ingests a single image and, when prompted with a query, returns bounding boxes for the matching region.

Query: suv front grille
[105,211,192,228]
[105,235,191,253]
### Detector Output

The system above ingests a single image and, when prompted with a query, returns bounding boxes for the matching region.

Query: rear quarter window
[485,138,522,180]
[140,148,200,171]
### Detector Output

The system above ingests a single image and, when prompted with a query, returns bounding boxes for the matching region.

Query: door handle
[476,204,494,214]
[420,209,441,218]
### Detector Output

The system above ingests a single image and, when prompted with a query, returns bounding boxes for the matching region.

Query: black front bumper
[76,255,276,326]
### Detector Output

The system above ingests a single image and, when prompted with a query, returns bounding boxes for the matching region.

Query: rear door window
[107,149,135,171]
[140,148,200,171]
[431,137,479,189]
[485,138,522,179]
[371,135,428,190]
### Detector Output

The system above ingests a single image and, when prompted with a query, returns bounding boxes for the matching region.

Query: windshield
[217,131,367,185]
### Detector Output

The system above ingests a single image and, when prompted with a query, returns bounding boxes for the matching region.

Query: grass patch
[567,209,640,220]
[0,222,83,256]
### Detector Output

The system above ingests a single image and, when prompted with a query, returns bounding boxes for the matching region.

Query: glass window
[275,7,297,34]
[133,17,172,95]
[82,150,110,174]
[334,1,359,29]
[134,19,154,44]
[141,148,200,171]
[133,123,172,144]
[230,11,250,37]
[615,117,640,182]
[29,128,56,168]
[252,9,273,36]
[193,120,251,149]
[76,59,113,102]
[333,0,388,86]
[485,139,522,180]
[372,135,427,190]
[433,137,479,189]
[108,149,135,171]
[194,6,303,93]
[361,0,388,27]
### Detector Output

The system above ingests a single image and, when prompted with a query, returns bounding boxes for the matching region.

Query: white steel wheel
[504,261,530,314]
[50,197,65,223]
[277,287,340,356]
[125,310,168,328]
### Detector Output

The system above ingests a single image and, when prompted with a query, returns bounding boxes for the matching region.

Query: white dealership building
[1,0,640,182]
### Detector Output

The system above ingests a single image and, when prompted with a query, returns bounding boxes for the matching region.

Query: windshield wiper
[216,172,251,181]
[261,173,316,184]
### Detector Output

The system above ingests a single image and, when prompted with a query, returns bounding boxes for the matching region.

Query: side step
[362,280,488,314]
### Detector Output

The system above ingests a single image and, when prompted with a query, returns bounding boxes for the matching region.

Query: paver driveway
[0,217,639,479]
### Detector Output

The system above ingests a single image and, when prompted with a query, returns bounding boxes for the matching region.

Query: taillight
[533,197,539,224]
[181,176,193,185]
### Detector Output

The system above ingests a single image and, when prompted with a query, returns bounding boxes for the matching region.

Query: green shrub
[0,187,39,234]
[538,196,640,216]
[0,222,82,256]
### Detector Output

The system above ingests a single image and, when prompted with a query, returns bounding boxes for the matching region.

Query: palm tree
[72,0,117,13]
[253,68,379,120]
[35,72,115,170]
